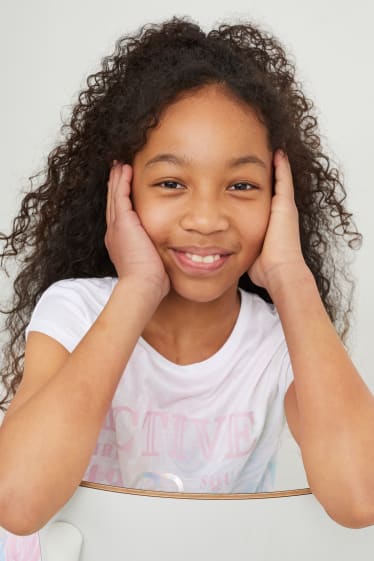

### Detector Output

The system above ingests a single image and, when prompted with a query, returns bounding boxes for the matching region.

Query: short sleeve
[24,280,94,353]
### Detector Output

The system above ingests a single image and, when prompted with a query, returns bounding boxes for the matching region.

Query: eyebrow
[144,152,267,170]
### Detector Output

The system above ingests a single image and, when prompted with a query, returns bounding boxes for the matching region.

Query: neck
[142,284,241,348]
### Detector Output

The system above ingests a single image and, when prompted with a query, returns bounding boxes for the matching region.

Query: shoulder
[38,276,115,306]
[25,276,117,352]
[45,275,115,293]
[239,289,279,322]
[239,289,287,349]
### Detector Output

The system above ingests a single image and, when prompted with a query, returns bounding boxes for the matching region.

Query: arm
[0,277,162,535]
[270,263,374,528]
[248,149,374,528]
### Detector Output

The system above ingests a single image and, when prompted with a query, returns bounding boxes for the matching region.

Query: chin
[167,278,237,303]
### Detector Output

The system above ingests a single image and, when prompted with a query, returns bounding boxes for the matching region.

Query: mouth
[169,249,232,275]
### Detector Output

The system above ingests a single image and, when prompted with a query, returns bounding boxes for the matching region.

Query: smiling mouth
[170,249,232,273]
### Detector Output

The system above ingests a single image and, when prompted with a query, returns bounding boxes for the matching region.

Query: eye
[153,180,258,191]
[228,182,258,191]
[155,181,184,190]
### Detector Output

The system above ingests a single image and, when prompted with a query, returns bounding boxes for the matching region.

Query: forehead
[134,86,271,166]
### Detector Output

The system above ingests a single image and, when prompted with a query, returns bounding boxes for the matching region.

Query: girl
[1,14,374,558]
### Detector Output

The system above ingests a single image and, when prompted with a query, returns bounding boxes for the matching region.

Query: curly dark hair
[0,15,362,413]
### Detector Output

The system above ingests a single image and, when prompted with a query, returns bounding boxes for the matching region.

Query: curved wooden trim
[79,480,312,500]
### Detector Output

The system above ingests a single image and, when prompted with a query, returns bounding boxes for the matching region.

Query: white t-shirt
[24,276,294,494]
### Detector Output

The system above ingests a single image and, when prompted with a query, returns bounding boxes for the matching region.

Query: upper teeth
[184,252,222,263]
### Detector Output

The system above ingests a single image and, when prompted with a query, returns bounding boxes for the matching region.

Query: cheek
[134,199,169,242]
[240,208,270,254]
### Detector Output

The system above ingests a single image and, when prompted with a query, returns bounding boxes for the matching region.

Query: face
[131,85,273,303]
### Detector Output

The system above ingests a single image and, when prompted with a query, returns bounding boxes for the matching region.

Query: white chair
[38,482,374,561]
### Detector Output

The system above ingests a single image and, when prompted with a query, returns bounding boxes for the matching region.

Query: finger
[121,164,133,199]
[111,161,125,222]
[115,164,134,215]
[273,150,295,202]
[107,162,117,225]
[106,165,114,227]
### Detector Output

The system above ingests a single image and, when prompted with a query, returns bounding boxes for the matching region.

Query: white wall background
[0,0,373,499]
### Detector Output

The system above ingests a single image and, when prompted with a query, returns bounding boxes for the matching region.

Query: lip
[170,248,232,275]
[171,246,233,257]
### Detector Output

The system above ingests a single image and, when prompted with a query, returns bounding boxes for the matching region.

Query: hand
[247,150,309,294]
[105,162,170,299]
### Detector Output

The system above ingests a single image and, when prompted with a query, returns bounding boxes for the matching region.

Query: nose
[179,193,230,234]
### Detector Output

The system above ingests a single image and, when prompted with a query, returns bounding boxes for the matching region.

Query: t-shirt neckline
[136,287,246,372]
